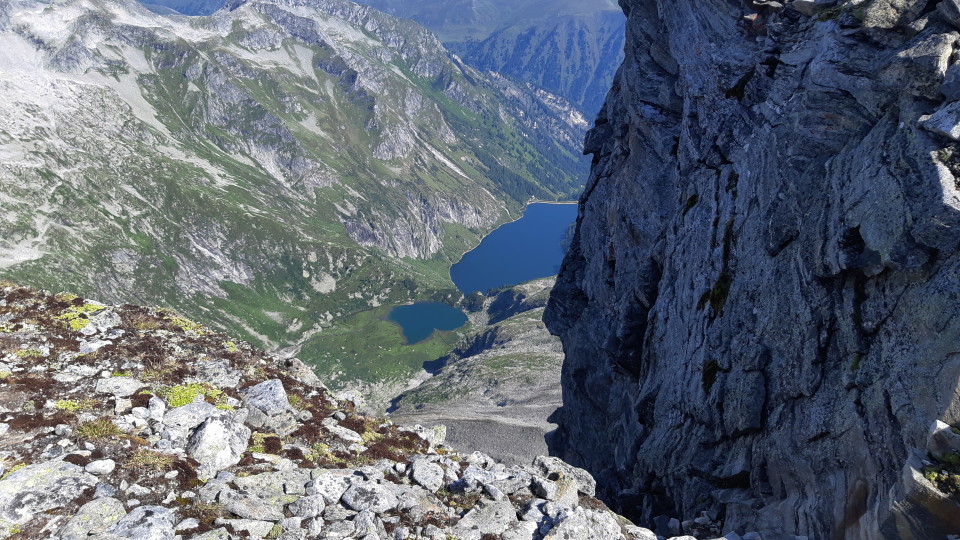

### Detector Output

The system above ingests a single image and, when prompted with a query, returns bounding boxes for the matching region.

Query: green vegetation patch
[76,418,124,441]
[159,382,228,408]
[923,450,960,498]
[129,449,177,472]
[299,305,466,385]
[54,303,105,332]
[54,399,96,412]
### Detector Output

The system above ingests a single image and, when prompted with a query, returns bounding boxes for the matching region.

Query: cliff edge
[545,0,960,538]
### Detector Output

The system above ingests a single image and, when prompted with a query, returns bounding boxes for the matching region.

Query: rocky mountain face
[140,0,225,15]
[354,0,625,115]
[0,283,662,540]
[0,0,585,371]
[448,10,625,116]
[390,278,563,466]
[545,0,960,538]
[142,0,625,115]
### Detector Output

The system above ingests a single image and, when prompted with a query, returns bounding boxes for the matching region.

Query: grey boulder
[106,505,177,540]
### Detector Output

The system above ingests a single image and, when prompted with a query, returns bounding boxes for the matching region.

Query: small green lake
[388,302,468,344]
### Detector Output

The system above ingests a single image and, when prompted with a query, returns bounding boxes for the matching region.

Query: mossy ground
[299,305,468,385]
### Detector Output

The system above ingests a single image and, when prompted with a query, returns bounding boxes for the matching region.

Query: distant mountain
[140,0,225,15]
[140,0,626,116]
[354,0,621,42]
[356,0,624,116]
[0,0,586,387]
[449,10,624,116]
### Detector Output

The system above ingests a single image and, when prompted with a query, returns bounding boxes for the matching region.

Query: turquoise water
[388,302,468,344]
[451,203,577,294]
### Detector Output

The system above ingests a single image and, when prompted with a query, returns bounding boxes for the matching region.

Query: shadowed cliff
[545,0,960,538]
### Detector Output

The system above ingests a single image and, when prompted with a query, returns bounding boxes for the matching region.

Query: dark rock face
[545,1,960,538]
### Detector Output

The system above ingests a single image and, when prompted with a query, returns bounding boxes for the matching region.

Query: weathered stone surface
[0,461,97,525]
[928,420,960,458]
[186,416,251,479]
[340,482,399,513]
[920,101,960,141]
[533,455,596,496]
[86,459,117,476]
[307,470,354,504]
[58,497,127,540]
[544,0,960,538]
[107,505,177,540]
[410,460,444,492]
[162,402,217,433]
[542,507,624,539]
[190,529,231,540]
[213,518,275,537]
[241,379,292,420]
[94,377,144,397]
[222,492,286,521]
[451,499,519,537]
[288,494,326,518]
[234,470,311,502]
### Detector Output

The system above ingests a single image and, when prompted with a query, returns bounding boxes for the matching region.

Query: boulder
[928,420,960,459]
[542,507,624,540]
[58,497,126,540]
[0,461,97,525]
[410,460,444,492]
[85,459,116,476]
[340,482,399,513]
[288,494,326,518]
[451,499,519,537]
[307,470,354,504]
[186,416,251,479]
[533,456,596,497]
[106,505,177,540]
[94,377,144,398]
[240,379,298,435]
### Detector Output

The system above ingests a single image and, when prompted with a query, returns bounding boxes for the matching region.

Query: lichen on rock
[0,284,650,540]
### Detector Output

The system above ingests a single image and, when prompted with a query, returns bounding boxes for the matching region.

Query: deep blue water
[389,302,468,344]
[451,203,577,294]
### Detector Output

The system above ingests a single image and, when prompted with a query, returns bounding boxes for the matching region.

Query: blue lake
[451,202,577,294]
[389,202,576,345]
[389,302,468,344]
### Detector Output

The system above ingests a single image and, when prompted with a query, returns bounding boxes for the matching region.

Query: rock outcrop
[0,283,657,540]
[390,278,563,466]
[546,0,960,538]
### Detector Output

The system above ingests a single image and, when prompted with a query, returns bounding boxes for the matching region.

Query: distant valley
[0,0,589,396]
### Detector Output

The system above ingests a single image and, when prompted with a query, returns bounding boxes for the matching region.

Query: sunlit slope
[0,0,586,358]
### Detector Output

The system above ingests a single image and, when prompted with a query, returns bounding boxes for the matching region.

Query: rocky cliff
[545,0,960,538]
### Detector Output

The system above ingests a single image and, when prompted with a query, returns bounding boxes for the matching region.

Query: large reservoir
[450,203,577,294]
